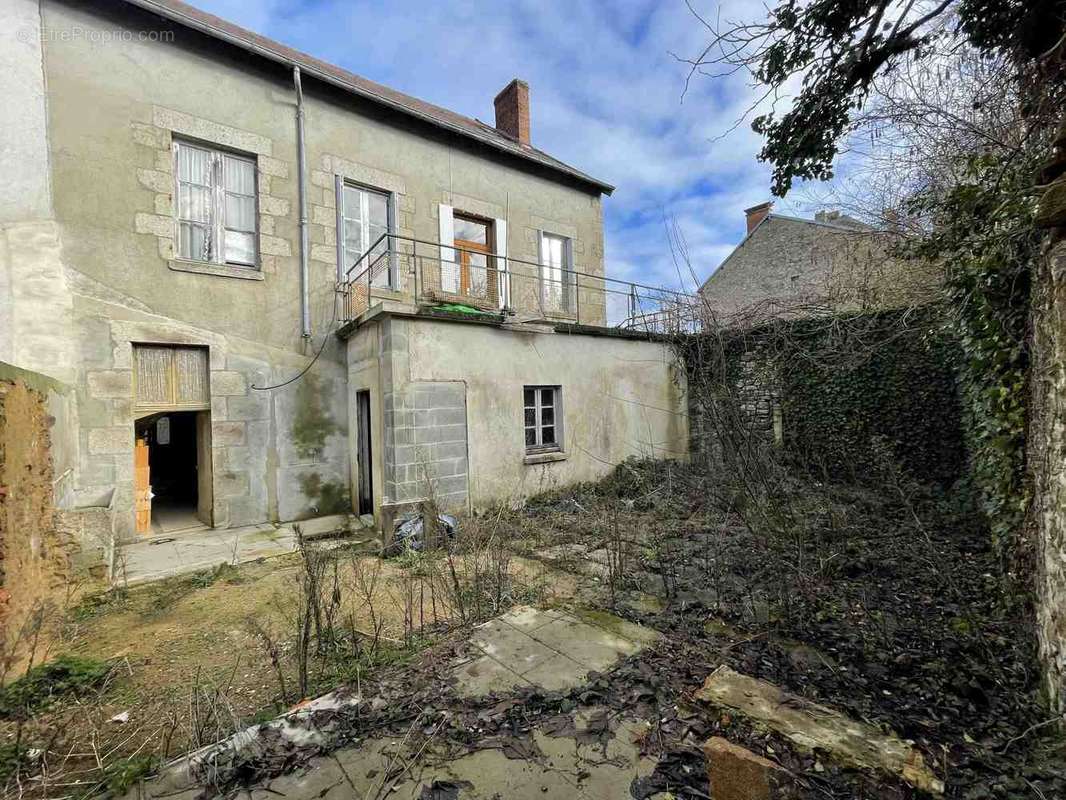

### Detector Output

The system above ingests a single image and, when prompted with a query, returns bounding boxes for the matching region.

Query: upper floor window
[540,232,575,314]
[524,385,562,453]
[174,140,257,267]
[453,214,495,301]
[341,183,391,287]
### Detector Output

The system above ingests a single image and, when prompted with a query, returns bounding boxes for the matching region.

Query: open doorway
[134,410,212,535]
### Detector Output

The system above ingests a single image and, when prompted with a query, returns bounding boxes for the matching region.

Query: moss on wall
[297,472,350,516]
[291,373,340,460]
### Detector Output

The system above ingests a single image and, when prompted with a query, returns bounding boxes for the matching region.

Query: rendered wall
[12,0,605,540]
[349,315,688,517]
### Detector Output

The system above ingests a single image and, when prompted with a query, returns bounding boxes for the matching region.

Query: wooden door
[196,411,213,527]
[356,391,373,516]
[134,438,152,534]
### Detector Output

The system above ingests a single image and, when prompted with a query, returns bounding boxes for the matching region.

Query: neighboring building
[0,0,687,567]
[699,202,937,324]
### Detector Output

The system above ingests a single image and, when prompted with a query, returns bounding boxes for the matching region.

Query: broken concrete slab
[703,736,797,800]
[695,666,944,795]
[453,606,658,698]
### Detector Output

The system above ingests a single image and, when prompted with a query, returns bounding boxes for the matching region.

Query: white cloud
[189,0,813,289]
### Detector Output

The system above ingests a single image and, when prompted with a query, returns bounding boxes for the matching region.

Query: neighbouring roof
[699,212,875,292]
[121,0,615,195]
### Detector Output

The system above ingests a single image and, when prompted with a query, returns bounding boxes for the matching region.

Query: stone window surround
[132,106,292,281]
[309,155,415,291]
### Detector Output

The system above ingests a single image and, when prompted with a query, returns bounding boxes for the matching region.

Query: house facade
[699,202,938,324]
[1,0,687,568]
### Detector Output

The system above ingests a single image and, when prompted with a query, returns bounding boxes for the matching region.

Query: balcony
[338,233,700,334]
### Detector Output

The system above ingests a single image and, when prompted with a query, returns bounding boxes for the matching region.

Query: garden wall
[0,362,82,645]
[684,306,966,486]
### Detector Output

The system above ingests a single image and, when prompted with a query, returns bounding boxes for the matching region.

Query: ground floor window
[524,385,562,452]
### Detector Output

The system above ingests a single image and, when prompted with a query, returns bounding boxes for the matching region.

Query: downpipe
[294,65,311,339]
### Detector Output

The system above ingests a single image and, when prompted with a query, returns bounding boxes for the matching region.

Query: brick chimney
[744,201,772,234]
[494,79,530,146]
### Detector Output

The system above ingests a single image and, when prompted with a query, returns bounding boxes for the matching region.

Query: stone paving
[114,514,361,585]
[121,607,660,800]
[452,605,659,696]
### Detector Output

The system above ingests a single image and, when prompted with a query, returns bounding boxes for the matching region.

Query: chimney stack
[494,79,530,146]
[744,201,772,234]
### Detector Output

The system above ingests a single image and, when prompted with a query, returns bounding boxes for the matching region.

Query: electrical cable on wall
[251,288,341,392]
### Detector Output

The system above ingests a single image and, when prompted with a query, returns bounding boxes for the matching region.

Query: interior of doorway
[134,410,211,535]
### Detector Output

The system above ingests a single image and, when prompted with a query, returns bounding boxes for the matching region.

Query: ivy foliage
[693,306,966,486]
[904,153,1040,551]
[774,308,965,485]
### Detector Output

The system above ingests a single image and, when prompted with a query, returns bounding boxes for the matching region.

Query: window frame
[336,178,395,287]
[172,138,259,269]
[538,231,576,314]
[523,385,562,454]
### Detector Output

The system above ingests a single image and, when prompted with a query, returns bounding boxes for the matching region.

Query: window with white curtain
[340,183,391,287]
[174,140,257,267]
[540,232,575,314]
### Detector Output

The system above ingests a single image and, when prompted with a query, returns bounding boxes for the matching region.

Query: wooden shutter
[134,345,210,410]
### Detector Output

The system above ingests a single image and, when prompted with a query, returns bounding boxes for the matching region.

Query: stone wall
[0,367,74,638]
[1030,237,1066,713]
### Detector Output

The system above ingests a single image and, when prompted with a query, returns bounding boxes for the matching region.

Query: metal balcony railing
[338,233,701,334]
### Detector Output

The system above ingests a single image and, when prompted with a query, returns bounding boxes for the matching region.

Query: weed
[103,754,156,795]
[0,654,113,719]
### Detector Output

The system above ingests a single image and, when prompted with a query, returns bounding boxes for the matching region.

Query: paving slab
[453,606,659,697]
[696,665,944,794]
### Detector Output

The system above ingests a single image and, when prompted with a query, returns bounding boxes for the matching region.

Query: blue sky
[193,0,808,291]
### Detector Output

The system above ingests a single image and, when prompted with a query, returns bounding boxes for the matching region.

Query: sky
[191,0,809,292]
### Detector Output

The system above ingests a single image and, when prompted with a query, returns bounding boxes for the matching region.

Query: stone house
[698,202,938,324]
[0,0,687,572]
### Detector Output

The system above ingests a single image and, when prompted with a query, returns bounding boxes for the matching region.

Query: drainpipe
[294,66,311,338]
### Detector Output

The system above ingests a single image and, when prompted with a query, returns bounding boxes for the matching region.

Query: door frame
[356,389,374,516]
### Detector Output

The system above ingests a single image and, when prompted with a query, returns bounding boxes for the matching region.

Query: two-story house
[1,0,688,566]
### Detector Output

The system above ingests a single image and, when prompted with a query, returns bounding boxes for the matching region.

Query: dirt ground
[0,542,574,797]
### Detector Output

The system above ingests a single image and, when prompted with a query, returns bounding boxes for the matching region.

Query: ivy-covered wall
[685,305,966,486]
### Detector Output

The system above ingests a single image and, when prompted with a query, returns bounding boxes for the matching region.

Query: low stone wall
[0,364,76,641]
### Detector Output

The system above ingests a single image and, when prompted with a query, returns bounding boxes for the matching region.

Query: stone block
[131,122,169,149]
[137,168,173,194]
[310,243,334,264]
[257,155,290,178]
[87,370,132,399]
[259,195,290,217]
[153,106,272,155]
[702,737,795,800]
[134,212,173,237]
[88,426,131,455]
[216,469,250,499]
[210,370,247,397]
[311,205,334,226]
[260,234,292,257]
[212,420,246,446]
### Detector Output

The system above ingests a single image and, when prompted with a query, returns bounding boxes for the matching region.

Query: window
[133,345,210,410]
[540,232,575,314]
[524,386,561,452]
[340,183,391,287]
[174,140,257,266]
[453,214,495,300]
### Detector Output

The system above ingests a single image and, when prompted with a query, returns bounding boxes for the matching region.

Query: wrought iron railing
[338,233,701,334]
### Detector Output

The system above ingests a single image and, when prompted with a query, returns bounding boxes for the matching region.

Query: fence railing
[338,233,701,334]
